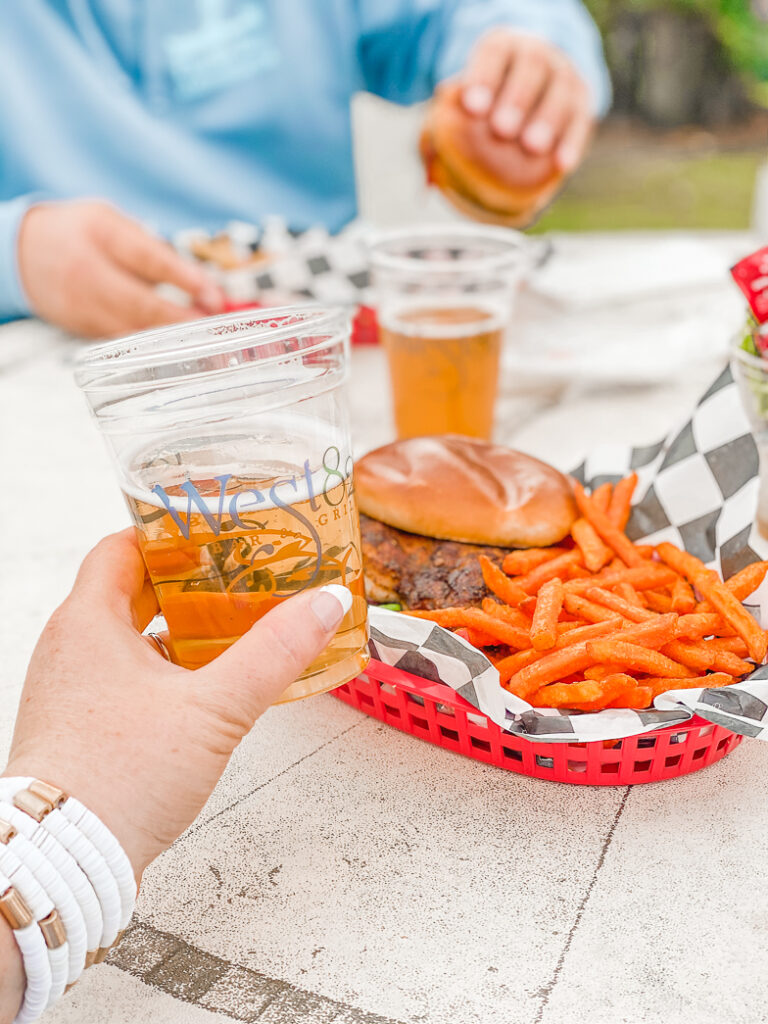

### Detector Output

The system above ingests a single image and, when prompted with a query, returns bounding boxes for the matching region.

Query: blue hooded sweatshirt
[0,0,610,319]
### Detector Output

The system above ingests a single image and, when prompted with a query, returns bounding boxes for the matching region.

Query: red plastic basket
[331,660,744,785]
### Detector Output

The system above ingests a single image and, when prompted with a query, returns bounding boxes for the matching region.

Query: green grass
[531,147,763,232]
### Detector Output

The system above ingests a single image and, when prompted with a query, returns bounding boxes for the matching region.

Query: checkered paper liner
[368,366,768,744]
[174,219,373,306]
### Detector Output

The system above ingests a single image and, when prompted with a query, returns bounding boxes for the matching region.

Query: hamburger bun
[420,82,564,228]
[356,435,577,548]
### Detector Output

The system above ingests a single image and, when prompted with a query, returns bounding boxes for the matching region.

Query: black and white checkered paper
[175,220,373,306]
[369,367,768,743]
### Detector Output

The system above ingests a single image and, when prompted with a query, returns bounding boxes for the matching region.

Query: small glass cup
[74,306,369,702]
[730,323,768,539]
[369,224,529,440]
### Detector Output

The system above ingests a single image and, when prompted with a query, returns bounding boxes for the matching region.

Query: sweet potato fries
[406,474,768,712]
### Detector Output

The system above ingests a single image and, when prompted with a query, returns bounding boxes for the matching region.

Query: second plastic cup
[369,225,529,440]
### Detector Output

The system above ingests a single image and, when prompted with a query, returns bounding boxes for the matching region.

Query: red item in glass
[731,247,768,323]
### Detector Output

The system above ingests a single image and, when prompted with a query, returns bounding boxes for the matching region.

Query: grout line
[181,720,365,842]
[109,919,401,1023]
[531,786,632,1024]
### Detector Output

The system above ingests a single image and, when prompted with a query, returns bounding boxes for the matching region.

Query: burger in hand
[420,81,566,228]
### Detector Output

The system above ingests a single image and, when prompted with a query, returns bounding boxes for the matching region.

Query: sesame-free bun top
[355,435,577,548]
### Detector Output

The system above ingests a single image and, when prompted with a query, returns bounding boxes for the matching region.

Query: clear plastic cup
[730,324,768,539]
[369,224,530,440]
[75,307,369,702]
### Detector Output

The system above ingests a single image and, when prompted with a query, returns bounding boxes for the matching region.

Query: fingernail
[557,144,579,172]
[491,106,523,138]
[462,84,493,114]
[197,284,227,313]
[524,121,554,152]
[311,585,353,631]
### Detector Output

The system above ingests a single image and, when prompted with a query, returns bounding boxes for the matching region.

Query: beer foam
[378,301,507,340]
[123,465,331,514]
[121,415,348,513]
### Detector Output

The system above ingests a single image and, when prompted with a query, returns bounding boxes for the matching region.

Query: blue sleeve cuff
[437,0,612,117]
[0,195,42,323]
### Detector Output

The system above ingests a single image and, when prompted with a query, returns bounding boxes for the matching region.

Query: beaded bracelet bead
[0,866,53,1024]
[0,800,102,960]
[4,782,122,952]
[0,819,83,995]
[60,797,136,931]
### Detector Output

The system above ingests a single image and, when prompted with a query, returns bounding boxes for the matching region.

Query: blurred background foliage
[536,0,768,232]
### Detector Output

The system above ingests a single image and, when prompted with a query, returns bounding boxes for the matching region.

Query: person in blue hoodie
[1,1,610,338]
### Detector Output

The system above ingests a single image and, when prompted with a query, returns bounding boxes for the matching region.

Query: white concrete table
[2,232,767,1024]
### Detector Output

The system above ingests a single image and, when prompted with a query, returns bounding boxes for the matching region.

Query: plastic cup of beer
[74,307,369,702]
[369,225,528,440]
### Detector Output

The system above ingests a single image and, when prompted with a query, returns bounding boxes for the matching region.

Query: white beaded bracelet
[0,867,53,1024]
[0,777,138,1022]
[0,801,102,959]
[0,781,122,950]
[33,809,122,948]
[0,814,83,993]
[60,798,136,931]
[0,833,70,1006]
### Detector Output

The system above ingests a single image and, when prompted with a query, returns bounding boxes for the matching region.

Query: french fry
[675,612,728,640]
[616,582,645,608]
[517,550,583,594]
[497,619,623,684]
[573,481,643,567]
[655,543,706,582]
[644,591,673,613]
[564,564,676,595]
[584,586,655,623]
[498,648,541,683]
[505,644,595,699]
[725,560,768,600]
[481,599,530,629]
[635,545,656,560]
[479,556,527,607]
[706,637,749,656]
[557,621,586,636]
[563,592,627,624]
[711,652,754,676]
[583,664,623,681]
[455,627,505,648]
[529,680,604,708]
[530,578,565,651]
[450,608,531,649]
[615,614,679,649]
[554,618,623,649]
[607,472,638,530]
[571,518,612,573]
[657,543,767,663]
[404,608,469,627]
[586,640,694,678]
[645,673,733,698]
[671,577,697,615]
[608,686,653,709]
[501,547,568,576]
[661,640,715,673]
[591,481,613,514]
[572,674,637,711]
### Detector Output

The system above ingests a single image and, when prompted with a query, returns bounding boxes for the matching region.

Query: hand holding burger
[422,29,596,226]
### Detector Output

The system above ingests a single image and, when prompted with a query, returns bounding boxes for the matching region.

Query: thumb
[195,584,355,728]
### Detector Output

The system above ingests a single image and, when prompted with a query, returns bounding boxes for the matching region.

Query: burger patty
[361,513,509,610]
